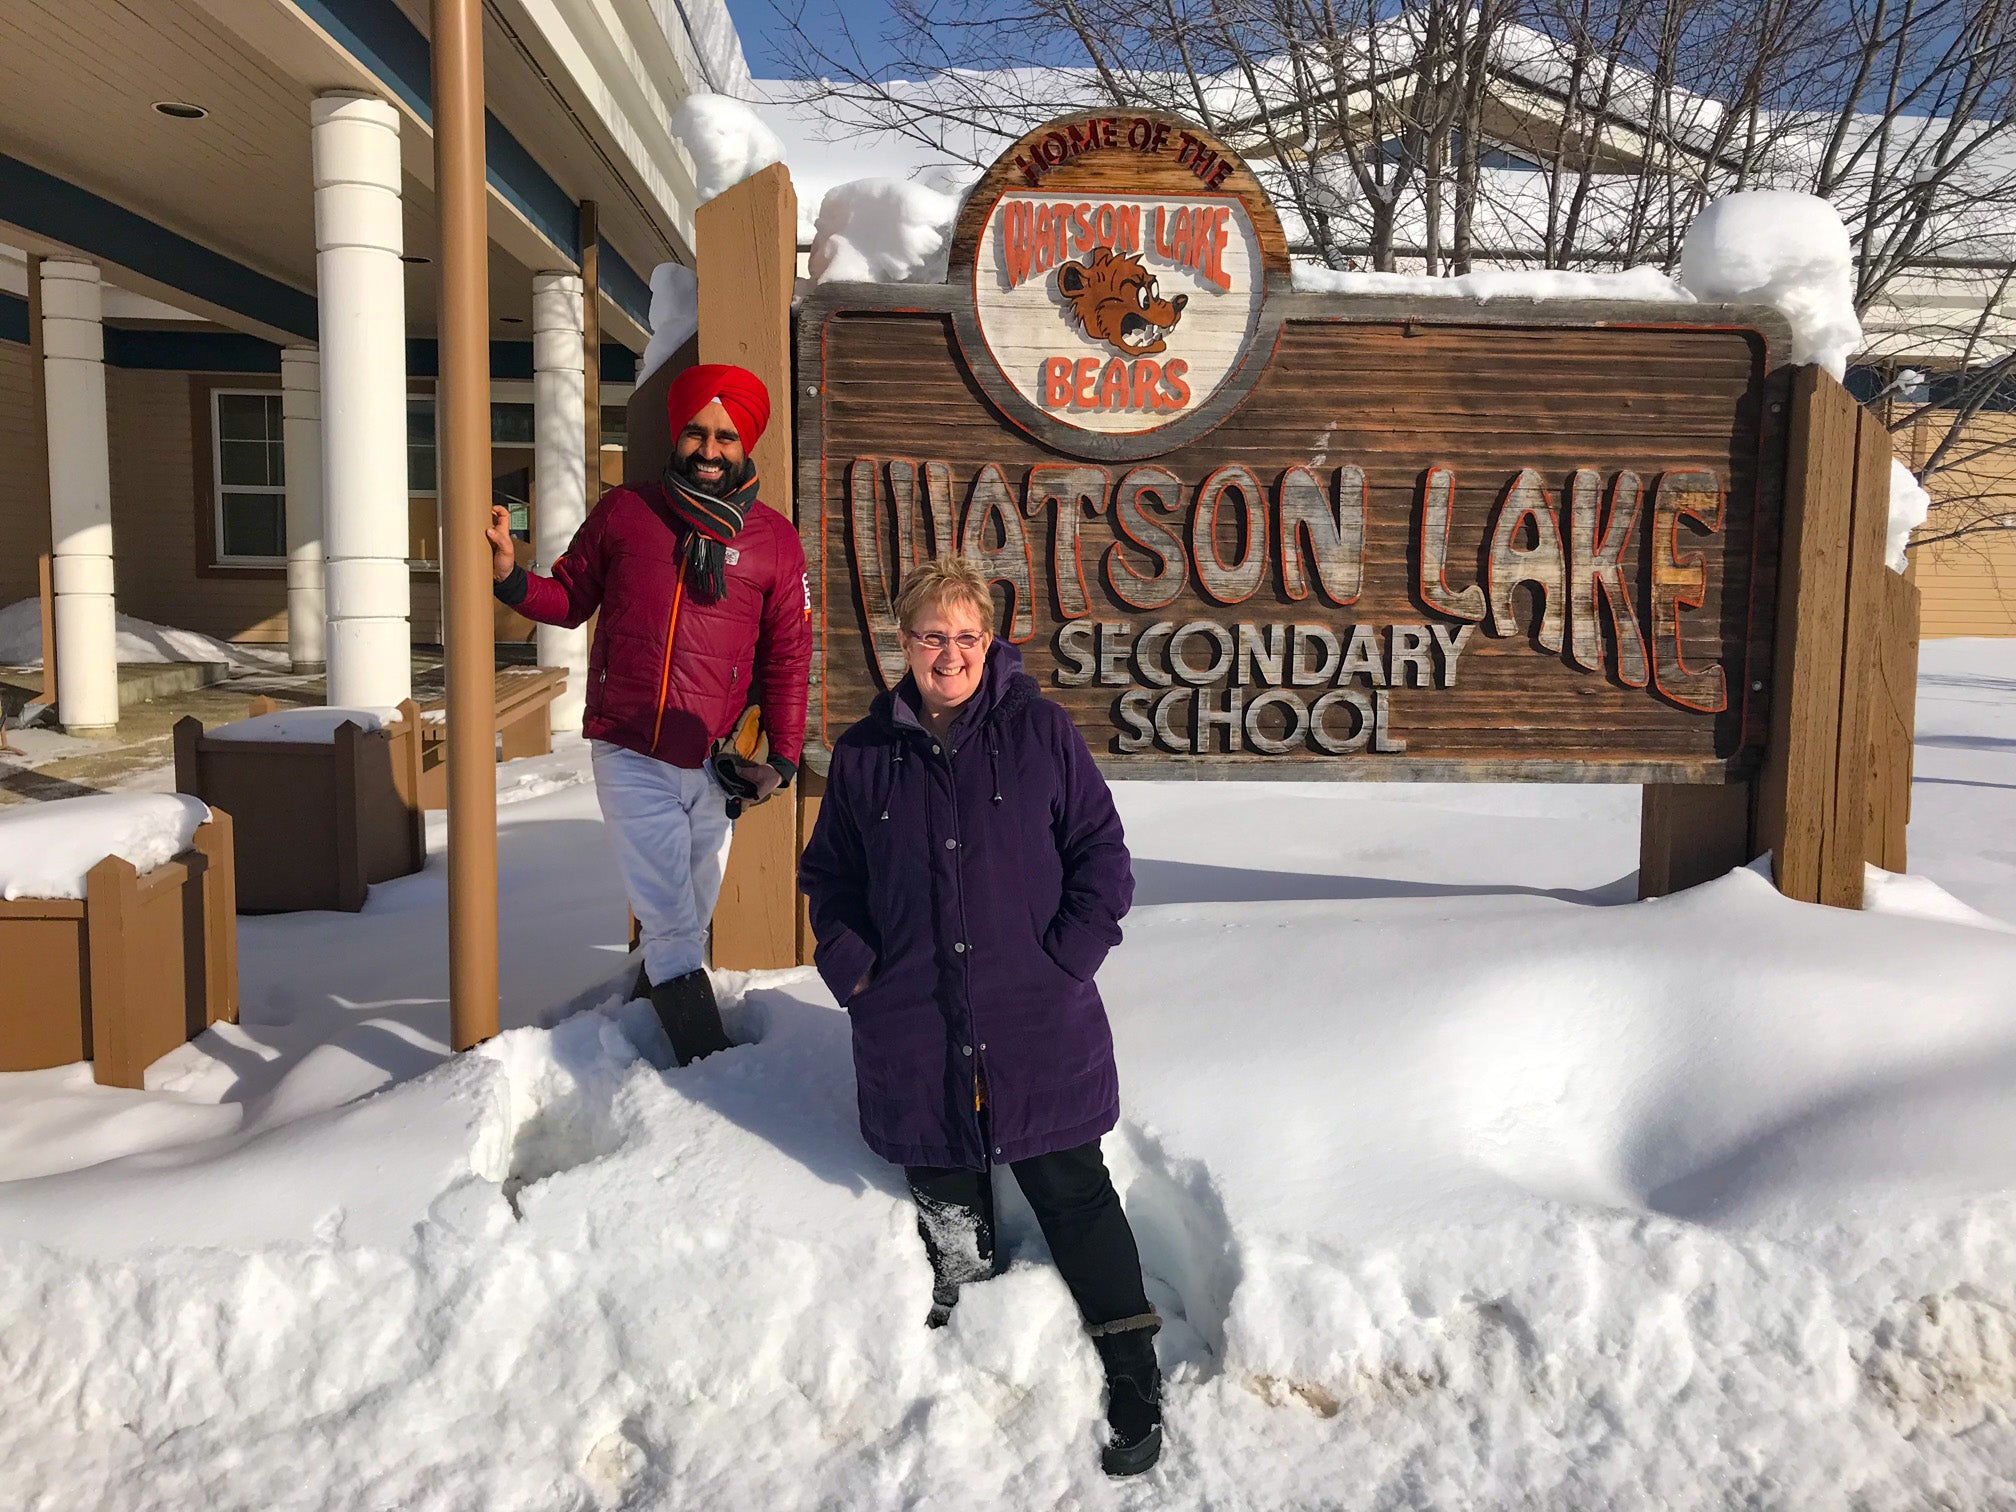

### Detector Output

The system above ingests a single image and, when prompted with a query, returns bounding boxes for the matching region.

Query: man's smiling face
[673,399,749,495]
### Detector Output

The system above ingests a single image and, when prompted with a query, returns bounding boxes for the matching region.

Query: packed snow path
[2,641,2015,1509]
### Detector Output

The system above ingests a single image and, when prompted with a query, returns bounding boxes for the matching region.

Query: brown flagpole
[431,0,499,1049]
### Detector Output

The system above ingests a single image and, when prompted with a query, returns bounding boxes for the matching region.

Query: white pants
[591,741,734,985]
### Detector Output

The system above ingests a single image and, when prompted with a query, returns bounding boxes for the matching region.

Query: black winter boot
[1090,1314,1163,1477]
[647,968,732,1066]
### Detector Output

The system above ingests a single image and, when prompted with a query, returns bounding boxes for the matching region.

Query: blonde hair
[894,553,994,634]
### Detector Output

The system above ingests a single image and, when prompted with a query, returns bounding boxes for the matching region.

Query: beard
[668,449,756,498]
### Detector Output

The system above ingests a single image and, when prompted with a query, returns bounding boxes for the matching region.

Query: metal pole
[432,0,499,1049]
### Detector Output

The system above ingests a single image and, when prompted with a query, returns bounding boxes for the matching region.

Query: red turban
[666,363,771,451]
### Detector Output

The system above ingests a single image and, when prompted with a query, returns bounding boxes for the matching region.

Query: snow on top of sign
[204,706,399,744]
[809,177,964,285]
[637,263,699,385]
[0,599,285,670]
[1678,191,1862,377]
[0,792,208,900]
[670,93,786,206]
[1292,263,1692,303]
[1887,458,1932,572]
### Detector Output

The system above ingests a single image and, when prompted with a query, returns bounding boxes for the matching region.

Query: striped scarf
[659,465,759,602]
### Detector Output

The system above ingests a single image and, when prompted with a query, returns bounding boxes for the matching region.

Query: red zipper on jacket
[649,563,688,752]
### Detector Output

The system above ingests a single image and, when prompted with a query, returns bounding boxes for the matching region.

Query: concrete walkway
[0,649,530,805]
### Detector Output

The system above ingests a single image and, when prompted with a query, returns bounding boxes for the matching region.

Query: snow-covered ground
[3,641,2015,1509]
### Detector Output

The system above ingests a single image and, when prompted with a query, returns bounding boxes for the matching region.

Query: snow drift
[6,846,2016,1506]
[0,599,284,670]
[3,648,2014,1508]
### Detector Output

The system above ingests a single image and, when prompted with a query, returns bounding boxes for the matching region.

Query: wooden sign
[798,111,1794,781]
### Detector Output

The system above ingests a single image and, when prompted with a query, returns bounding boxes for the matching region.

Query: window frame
[187,374,638,579]
[208,386,289,566]
[189,374,282,580]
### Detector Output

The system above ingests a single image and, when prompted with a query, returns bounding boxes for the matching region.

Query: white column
[281,346,326,673]
[533,271,589,733]
[41,260,118,734]
[312,91,411,709]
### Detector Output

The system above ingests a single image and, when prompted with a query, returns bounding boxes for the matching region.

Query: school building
[1,0,753,732]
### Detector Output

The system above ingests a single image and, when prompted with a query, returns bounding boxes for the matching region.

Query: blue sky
[725,0,906,80]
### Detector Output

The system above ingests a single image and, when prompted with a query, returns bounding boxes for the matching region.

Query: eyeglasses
[908,631,986,651]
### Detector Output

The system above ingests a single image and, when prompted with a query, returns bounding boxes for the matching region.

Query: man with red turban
[488,362,810,1064]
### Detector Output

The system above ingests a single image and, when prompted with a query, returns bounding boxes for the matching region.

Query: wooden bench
[405,666,569,811]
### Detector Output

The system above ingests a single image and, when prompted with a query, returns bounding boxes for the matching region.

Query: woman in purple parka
[798,554,1162,1478]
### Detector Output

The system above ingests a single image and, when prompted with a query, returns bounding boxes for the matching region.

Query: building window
[211,390,286,562]
[408,396,438,492]
[491,401,534,446]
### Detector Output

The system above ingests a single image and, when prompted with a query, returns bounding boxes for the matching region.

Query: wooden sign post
[795,110,1916,911]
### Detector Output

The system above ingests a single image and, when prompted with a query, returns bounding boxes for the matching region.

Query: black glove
[712,751,784,805]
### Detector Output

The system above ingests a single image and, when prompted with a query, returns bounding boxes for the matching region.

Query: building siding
[0,340,41,612]
[1906,410,2016,639]
[108,368,287,642]
[1916,531,2016,639]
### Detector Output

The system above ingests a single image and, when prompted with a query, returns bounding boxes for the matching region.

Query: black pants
[905,1141,1150,1329]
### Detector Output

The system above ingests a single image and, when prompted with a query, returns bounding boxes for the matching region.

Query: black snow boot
[647,968,732,1066]
[1090,1315,1163,1477]
[925,1283,960,1330]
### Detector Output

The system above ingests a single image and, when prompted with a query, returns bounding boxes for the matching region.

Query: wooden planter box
[0,810,239,1088]
[174,712,426,913]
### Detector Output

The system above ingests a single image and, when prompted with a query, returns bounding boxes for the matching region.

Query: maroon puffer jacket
[500,482,811,770]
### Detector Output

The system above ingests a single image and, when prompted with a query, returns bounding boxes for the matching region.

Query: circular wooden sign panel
[947,111,1293,462]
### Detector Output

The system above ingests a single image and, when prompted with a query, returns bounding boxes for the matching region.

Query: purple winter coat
[798,640,1134,1170]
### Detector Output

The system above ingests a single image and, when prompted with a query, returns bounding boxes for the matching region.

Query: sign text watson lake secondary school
[798,111,1789,779]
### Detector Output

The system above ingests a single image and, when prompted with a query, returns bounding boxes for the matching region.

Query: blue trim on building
[598,246,651,330]
[0,303,635,384]
[600,340,639,383]
[0,156,320,341]
[105,329,285,372]
[405,340,638,382]
[294,0,658,329]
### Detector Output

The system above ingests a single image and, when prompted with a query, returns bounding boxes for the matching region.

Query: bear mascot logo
[1056,247,1188,356]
